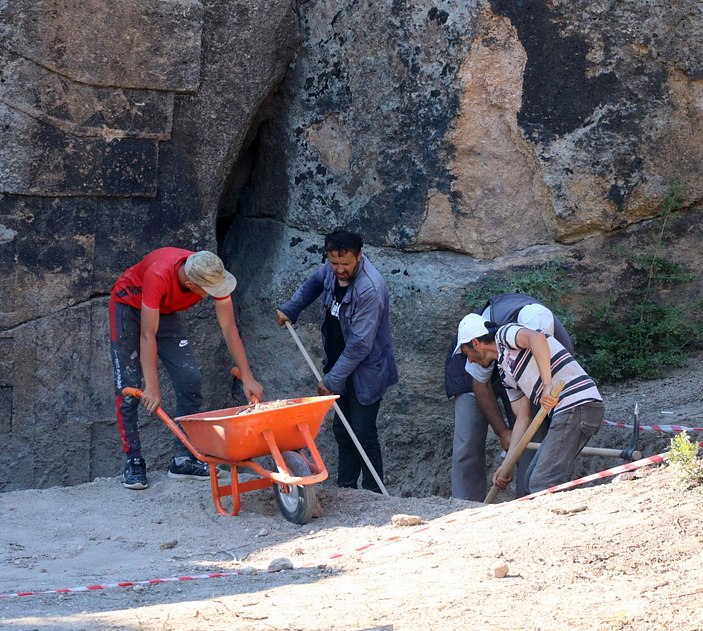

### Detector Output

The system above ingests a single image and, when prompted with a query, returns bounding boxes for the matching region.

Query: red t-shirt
[111,247,219,314]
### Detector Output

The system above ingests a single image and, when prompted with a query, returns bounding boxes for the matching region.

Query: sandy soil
[1,354,703,631]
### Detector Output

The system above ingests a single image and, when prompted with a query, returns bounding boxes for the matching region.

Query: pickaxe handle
[484,381,565,504]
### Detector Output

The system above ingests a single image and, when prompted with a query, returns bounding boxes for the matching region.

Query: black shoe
[123,457,148,490]
[168,456,210,480]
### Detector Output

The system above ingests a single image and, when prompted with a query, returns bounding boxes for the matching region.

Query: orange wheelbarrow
[121,386,337,525]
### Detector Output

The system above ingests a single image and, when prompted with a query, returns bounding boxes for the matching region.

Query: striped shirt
[496,324,601,414]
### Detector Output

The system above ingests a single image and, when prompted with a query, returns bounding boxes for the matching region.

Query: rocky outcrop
[252,1,702,257]
[1,0,701,494]
[0,0,299,490]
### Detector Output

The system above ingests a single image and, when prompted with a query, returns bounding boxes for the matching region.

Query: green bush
[576,181,703,382]
[464,260,576,332]
[462,182,703,384]
[666,432,703,488]
[577,299,703,382]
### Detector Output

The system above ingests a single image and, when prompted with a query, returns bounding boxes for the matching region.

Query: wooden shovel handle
[484,381,565,504]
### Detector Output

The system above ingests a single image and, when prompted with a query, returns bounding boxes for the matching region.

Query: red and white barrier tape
[2,527,447,600]
[602,419,703,434]
[328,526,432,560]
[4,434,700,600]
[518,452,667,501]
[0,571,247,600]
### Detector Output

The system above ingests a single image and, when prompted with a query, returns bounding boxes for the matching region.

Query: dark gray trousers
[525,401,604,493]
[109,300,203,460]
[451,392,547,501]
[332,377,383,493]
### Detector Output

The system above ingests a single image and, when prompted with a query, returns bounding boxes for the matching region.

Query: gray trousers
[450,392,548,501]
[109,301,203,460]
[525,400,604,493]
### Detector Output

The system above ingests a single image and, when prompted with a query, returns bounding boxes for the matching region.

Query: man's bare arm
[514,328,558,410]
[139,306,162,413]
[472,379,511,451]
[215,297,264,402]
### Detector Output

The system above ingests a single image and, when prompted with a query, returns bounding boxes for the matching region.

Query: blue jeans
[109,301,203,460]
[526,401,604,493]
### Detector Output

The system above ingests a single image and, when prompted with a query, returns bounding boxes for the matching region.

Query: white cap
[453,313,491,355]
[518,304,554,335]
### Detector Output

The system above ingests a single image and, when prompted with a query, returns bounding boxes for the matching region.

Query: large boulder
[0,0,299,490]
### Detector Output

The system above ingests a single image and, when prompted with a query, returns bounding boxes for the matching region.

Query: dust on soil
[2,353,703,631]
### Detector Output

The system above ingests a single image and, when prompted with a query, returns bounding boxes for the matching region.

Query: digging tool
[622,402,642,461]
[525,402,642,462]
[282,320,389,496]
[484,382,565,504]
[525,443,643,460]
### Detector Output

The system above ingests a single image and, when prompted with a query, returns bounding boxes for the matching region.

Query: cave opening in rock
[215,90,288,261]
[216,135,259,255]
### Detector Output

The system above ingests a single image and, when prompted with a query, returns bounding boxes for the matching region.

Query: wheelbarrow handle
[122,386,142,398]
[230,367,260,403]
[120,387,206,461]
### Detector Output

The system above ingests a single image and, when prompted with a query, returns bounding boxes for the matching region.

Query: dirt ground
[2,354,703,631]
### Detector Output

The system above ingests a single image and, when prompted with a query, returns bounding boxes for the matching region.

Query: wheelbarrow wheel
[273,451,316,525]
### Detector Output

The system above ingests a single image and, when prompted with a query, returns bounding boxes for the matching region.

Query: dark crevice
[216,139,258,252]
[215,90,285,254]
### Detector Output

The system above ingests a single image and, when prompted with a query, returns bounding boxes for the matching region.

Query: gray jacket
[279,255,398,405]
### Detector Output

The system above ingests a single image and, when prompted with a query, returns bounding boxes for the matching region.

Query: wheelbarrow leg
[209,465,241,516]
[297,422,327,476]
[208,463,273,516]
[262,429,287,473]
[260,425,328,479]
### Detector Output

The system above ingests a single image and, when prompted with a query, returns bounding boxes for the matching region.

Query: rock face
[0,0,701,494]
[0,0,300,490]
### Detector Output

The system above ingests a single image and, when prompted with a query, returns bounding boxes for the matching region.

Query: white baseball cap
[518,303,554,335]
[453,313,491,355]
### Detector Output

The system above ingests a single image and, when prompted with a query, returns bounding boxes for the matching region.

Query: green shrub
[577,299,703,382]
[464,260,577,332]
[462,181,703,384]
[666,431,703,488]
[576,180,703,382]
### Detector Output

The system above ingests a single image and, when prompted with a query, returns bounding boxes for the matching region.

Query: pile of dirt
[1,354,702,630]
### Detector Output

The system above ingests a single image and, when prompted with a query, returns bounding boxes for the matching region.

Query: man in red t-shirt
[109,247,264,489]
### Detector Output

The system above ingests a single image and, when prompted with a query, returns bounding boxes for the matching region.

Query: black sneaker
[168,455,210,480]
[122,457,148,490]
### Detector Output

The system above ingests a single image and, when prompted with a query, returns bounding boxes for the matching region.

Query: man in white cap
[446,294,575,500]
[110,247,263,489]
[454,312,604,495]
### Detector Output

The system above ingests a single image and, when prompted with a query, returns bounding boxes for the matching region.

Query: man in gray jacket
[276,229,398,492]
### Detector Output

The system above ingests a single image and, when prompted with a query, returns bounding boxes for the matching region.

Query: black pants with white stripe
[109,300,203,460]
